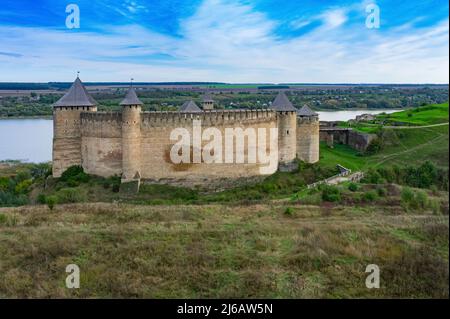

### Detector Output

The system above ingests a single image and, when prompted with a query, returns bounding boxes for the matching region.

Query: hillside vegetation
[325,103,449,170]
[377,103,449,125]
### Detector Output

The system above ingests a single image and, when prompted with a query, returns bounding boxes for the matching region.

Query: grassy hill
[377,103,449,125]
[323,103,449,170]
[320,124,449,170]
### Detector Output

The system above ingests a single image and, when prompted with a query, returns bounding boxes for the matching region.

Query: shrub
[0,191,28,207]
[401,187,415,203]
[364,137,383,155]
[60,165,83,181]
[37,194,46,204]
[55,188,87,203]
[366,162,447,190]
[0,213,17,227]
[30,163,52,180]
[14,179,33,194]
[430,185,439,196]
[112,184,120,193]
[363,190,378,202]
[428,199,441,215]
[401,187,428,211]
[46,196,58,211]
[0,177,9,192]
[364,168,383,184]
[284,207,294,216]
[300,193,323,205]
[15,170,32,183]
[348,182,358,192]
[321,185,341,202]
[106,176,121,192]
[414,190,428,210]
[60,165,90,186]
[377,187,387,197]
[0,213,6,225]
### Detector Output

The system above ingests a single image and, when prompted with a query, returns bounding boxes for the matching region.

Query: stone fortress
[52,77,319,188]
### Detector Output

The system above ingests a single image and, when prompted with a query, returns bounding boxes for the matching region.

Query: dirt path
[370,133,447,167]
[383,122,449,129]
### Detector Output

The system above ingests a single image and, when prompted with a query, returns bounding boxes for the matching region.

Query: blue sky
[0,0,448,83]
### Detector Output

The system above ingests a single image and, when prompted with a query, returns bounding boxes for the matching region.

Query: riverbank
[0,115,52,120]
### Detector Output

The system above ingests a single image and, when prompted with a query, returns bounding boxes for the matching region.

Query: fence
[306,166,364,189]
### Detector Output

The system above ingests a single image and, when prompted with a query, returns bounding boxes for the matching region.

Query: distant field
[201,84,265,89]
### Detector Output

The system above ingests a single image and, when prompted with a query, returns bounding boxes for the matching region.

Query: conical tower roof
[202,93,214,102]
[297,104,317,116]
[120,86,143,106]
[179,100,202,113]
[53,77,96,107]
[270,92,296,111]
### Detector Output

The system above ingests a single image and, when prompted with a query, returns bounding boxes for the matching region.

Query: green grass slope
[323,103,449,170]
[377,102,449,125]
[321,124,449,170]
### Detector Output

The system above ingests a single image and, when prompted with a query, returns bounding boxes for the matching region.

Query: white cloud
[0,0,448,83]
[320,9,348,29]
[290,18,312,30]
[124,0,148,14]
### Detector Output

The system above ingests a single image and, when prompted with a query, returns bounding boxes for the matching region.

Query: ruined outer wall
[319,128,376,152]
[53,107,96,177]
[139,110,278,186]
[348,130,376,152]
[297,116,319,163]
[80,112,123,177]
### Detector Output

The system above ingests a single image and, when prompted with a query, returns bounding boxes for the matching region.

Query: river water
[0,109,400,163]
[0,118,53,163]
[316,109,400,121]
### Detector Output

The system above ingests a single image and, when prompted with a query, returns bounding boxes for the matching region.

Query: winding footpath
[382,122,449,129]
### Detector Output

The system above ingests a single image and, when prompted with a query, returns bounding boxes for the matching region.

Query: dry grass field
[0,200,448,298]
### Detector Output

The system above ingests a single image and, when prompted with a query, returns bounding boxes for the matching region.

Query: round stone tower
[296,105,319,163]
[52,76,97,177]
[120,86,143,183]
[271,92,297,171]
[201,93,214,110]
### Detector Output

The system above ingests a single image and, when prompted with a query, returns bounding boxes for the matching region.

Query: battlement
[141,109,277,127]
[80,112,122,138]
[297,115,319,124]
[81,111,122,123]
[54,106,97,111]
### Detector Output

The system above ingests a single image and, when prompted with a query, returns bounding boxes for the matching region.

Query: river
[0,109,400,163]
[0,118,53,163]
[316,109,400,122]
